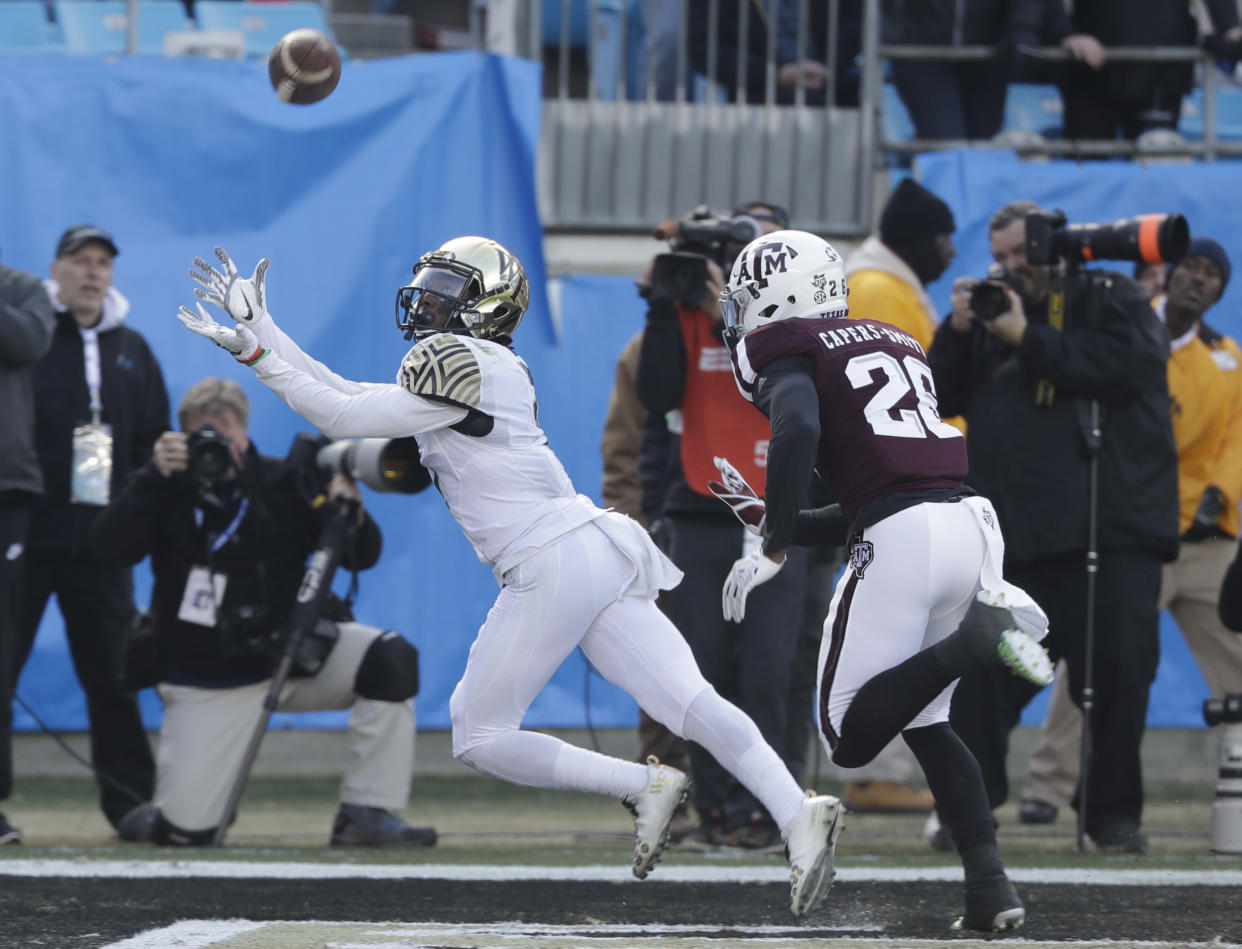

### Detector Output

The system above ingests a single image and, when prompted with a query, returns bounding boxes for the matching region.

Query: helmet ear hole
[760,304,779,319]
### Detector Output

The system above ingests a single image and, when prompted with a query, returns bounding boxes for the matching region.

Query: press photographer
[93,377,436,848]
[928,200,1181,854]
[635,202,822,849]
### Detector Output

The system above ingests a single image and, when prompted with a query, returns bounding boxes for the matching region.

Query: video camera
[650,205,763,306]
[285,432,433,502]
[969,210,1190,321]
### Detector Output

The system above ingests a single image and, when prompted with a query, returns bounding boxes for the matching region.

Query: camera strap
[194,497,250,555]
[1034,289,1066,407]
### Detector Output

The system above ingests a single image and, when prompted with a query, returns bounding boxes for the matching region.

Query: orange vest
[677,306,770,498]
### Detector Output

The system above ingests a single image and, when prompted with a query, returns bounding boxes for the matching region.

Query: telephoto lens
[186,424,233,481]
[1203,694,1242,854]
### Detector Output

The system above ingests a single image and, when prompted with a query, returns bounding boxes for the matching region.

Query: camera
[285,432,432,500]
[650,206,763,306]
[1024,210,1189,267]
[969,266,1025,321]
[1204,693,1242,726]
[186,423,233,481]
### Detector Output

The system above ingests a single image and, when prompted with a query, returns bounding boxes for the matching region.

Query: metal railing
[477,0,874,236]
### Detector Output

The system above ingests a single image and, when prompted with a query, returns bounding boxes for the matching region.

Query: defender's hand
[190,247,270,325]
[178,303,266,364]
[707,456,766,535]
[722,548,784,622]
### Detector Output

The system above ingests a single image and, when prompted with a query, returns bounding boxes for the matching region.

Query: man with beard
[1017,238,1242,827]
[928,200,1179,853]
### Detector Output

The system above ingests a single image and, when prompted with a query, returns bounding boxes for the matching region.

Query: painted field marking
[3,858,1242,886]
[99,920,1242,949]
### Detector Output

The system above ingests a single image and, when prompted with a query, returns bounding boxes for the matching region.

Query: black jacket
[92,445,382,685]
[930,269,1179,564]
[30,310,169,550]
[883,0,1048,47]
[0,265,55,498]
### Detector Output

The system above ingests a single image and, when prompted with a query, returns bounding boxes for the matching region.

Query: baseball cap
[56,224,119,259]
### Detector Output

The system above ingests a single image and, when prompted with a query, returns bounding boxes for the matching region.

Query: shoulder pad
[398,333,483,409]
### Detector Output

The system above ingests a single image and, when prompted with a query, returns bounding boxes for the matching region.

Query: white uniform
[246,322,807,829]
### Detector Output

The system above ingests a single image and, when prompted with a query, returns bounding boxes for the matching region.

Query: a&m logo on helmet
[734,240,800,291]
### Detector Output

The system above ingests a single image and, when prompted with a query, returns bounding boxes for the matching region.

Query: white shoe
[624,755,691,880]
[964,591,1054,687]
[782,792,844,918]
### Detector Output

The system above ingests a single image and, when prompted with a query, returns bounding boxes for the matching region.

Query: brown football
[267,28,342,105]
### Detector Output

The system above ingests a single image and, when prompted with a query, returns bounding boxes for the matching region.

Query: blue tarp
[1,52,645,732]
[3,60,1231,736]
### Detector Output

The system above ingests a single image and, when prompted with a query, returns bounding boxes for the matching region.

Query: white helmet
[720,229,849,346]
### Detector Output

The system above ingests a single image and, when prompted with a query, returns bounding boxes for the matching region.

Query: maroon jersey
[733,316,967,521]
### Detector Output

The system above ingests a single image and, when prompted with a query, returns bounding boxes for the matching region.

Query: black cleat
[952,873,1025,932]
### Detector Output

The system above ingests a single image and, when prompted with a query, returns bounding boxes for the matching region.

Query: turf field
[2,771,1240,948]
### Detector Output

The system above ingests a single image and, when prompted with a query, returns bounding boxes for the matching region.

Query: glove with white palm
[177,303,269,366]
[189,246,271,326]
[722,548,784,622]
[706,456,766,536]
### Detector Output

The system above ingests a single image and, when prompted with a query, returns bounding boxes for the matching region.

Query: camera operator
[636,202,819,850]
[928,200,1179,853]
[96,378,435,848]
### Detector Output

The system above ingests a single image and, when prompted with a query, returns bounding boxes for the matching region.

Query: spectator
[600,329,693,842]
[882,0,1052,140]
[179,239,844,919]
[1134,261,1170,299]
[830,177,964,815]
[929,201,1179,853]
[15,226,167,831]
[101,378,436,847]
[0,255,56,846]
[1043,0,1242,140]
[636,201,817,851]
[1018,237,1242,826]
[687,0,862,106]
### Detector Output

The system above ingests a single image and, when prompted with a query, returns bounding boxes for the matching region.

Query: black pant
[666,516,807,828]
[0,500,32,802]
[891,59,1010,141]
[16,548,154,827]
[948,548,1162,835]
[782,547,839,787]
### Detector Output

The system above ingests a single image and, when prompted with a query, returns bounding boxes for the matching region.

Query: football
[267,28,342,105]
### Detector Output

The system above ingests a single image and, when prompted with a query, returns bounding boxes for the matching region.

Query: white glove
[189,246,271,325]
[722,548,784,622]
[706,456,765,536]
[177,303,268,365]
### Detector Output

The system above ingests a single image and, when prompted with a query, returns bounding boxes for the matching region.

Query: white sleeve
[252,350,467,439]
[254,314,377,397]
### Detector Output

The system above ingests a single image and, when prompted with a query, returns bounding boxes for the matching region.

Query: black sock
[903,722,998,863]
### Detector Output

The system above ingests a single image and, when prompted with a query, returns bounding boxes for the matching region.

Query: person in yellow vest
[1018,237,1242,826]
[831,179,958,816]
[636,202,818,851]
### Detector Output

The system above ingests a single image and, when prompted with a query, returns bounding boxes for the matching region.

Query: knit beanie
[879,178,956,245]
[1173,237,1231,298]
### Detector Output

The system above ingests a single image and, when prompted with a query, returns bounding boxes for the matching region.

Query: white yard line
[4,857,1241,886]
[101,920,268,948]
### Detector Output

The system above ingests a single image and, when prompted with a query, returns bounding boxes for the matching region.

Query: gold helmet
[395,236,530,342]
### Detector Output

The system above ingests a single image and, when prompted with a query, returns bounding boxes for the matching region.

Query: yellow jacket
[845,237,964,433]
[1160,297,1242,536]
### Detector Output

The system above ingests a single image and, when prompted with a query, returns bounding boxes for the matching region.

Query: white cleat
[783,791,844,918]
[965,590,1054,687]
[624,755,691,880]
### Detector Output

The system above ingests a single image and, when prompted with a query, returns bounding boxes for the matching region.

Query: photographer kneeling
[97,378,435,847]
[928,201,1180,853]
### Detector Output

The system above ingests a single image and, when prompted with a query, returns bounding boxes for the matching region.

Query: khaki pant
[154,621,415,832]
[1023,538,1242,808]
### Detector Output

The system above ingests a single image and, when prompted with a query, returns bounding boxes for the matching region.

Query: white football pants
[449,519,807,830]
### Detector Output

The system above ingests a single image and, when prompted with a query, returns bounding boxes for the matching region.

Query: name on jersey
[817,322,925,356]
